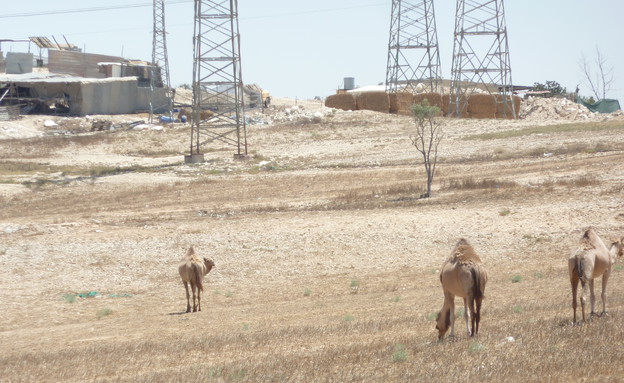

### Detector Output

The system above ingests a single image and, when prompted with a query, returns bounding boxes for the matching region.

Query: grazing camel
[436,238,488,340]
[568,228,623,323]
[178,246,215,313]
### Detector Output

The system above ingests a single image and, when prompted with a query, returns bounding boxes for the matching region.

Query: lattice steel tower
[449,0,515,118]
[385,0,441,93]
[150,0,173,121]
[187,0,247,162]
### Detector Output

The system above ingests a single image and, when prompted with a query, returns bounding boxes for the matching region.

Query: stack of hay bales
[443,95,469,117]
[355,92,390,113]
[467,94,497,119]
[389,92,414,115]
[325,94,357,111]
[325,90,523,119]
[442,94,451,116]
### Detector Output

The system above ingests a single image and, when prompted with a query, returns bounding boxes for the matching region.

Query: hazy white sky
[2,0,623,102]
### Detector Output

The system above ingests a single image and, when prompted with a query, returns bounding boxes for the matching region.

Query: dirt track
[1,102,624,381]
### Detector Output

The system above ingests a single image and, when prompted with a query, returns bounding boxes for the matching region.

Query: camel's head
[203,257,215,273]
[611,238,624,258]
[186,246,195,257]
[435,310,450,340]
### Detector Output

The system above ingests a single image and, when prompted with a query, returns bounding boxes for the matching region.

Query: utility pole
[150,0,173,122]
[385,0,441,93]
[186,0,247,163]
[449,0,515,118]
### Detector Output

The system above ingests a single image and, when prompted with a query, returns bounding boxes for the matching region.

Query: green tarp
[576,97,621,113]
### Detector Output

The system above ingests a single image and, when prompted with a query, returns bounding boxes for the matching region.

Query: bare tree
[580,46,614,101]
[410,99,443,198]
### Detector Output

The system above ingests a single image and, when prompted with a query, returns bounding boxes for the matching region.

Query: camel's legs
[183,281,191,313]
[474,295,483,336]
[466,295,477,336]
[589,279,596,316]
[447,293,456,337]
[197,288,202,312]
[570,273,579,323]
[580,280,588,322]
[601,272,610,315]
[462,297,471,336]
[191,283,198,312]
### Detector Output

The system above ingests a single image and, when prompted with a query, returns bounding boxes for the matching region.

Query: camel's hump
[579,229,599,251]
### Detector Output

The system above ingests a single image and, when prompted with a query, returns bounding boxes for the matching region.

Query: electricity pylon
[150,0,173,121]
[385,0,441,93]
[449,0,515,118]
[187,0,247,162]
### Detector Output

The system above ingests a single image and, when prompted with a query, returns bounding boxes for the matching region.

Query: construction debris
[520,97,596,121]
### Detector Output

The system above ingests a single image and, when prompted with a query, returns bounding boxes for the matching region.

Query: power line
[242,3,386,20]
[2,2,386,25]
[0,0,192,19]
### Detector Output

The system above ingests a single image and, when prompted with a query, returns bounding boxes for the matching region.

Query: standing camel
[436,238,488,340]
[568,228,623,323]
[178,246,215,313]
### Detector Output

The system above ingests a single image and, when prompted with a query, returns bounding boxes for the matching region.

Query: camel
[178,246,215,313]
[435,238,488,340]
[568,228,624,323]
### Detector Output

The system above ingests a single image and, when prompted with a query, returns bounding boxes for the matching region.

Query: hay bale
[468,94,496,119]
[355,92,390,113]
[442,94,450,116]
[325,94,357,111]
[389,92,414,115]
[444,95,471,117]
[495,95,523,119]
[413,93,444,110]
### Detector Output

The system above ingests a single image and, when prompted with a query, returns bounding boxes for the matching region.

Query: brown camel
[568,228,623,323]
[436,238,488,340]
[178,246,215,313]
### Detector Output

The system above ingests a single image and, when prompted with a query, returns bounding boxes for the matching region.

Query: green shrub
[392,344,408,362]
[96,308,113,319]
[469,341,484,353]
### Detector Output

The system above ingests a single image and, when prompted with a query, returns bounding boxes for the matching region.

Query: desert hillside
[1,98,624,382]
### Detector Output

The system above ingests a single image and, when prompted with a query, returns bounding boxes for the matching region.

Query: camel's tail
[471,265,486,300]
[576,250,587,284]
[191,262,204,292]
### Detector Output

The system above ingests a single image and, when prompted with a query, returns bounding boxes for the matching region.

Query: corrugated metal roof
[0,72,137,84]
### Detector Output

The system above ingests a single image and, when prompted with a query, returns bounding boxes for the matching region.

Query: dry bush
[466,120,624,141]
[413,93,444,113]
[443,177,519,190]
[538,174,598,188]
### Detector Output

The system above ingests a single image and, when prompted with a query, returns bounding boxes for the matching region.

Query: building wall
[6,52,34,74]
[136,87,170,113]
[78,78,138,115]
[48,50,125,78]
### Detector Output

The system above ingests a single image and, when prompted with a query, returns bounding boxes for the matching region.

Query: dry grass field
[1,102,624,382]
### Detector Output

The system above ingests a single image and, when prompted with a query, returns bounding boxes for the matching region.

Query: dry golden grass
[3,265,624,382]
